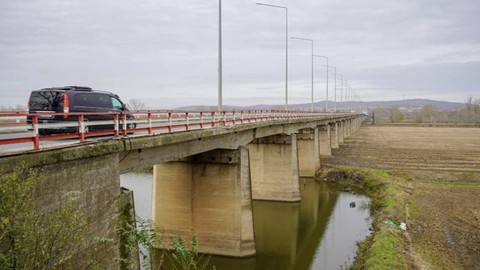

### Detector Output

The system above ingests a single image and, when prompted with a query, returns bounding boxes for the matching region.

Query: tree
[465,96,480,122]
[387,106,404,123]
[0,167,87,270]
[128,99,146,111]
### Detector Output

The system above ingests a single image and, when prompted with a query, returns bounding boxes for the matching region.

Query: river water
[120,173,372,270]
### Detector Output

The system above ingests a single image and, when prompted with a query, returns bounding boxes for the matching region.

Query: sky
[1,0,479,109]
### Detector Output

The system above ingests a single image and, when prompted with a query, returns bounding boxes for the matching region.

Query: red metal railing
[0,110,344,152]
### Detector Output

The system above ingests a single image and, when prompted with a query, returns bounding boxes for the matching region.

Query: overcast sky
[1,0,479,109]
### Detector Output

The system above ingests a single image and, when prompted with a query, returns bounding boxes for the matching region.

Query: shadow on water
[121,174,372,270]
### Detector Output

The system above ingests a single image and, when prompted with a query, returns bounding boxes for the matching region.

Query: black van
[27,86,135,134]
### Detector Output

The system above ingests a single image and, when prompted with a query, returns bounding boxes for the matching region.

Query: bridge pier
[297,128,321,177]
[330,122,340,149]
[248,134,301,202]
[319,125,332,156]
[151,147,255,257]
[338,121,345,143]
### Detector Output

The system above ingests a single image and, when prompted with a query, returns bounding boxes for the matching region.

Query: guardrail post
[114,114,119,137]
[185,112,189,131]
[79,115,85,142]
[33,115,40,150]
[200,112,204,129]
[147,112,152,135]
[168,112,172,133]
[122,113,127,136]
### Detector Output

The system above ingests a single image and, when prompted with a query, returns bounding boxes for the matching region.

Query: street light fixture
[314,55,328,112]
[291,37,314,112]
[256,3,289,110]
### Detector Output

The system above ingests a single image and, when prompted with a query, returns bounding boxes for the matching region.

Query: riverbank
[322,126,480,270]
[320,166,411,269]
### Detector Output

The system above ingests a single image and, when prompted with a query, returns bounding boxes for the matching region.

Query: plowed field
[324,126,480,270]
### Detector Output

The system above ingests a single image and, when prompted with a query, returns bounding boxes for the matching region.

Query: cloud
[0,0,479,108]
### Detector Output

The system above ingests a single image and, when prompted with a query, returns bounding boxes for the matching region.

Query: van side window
[74,94,92,107]
[95,95,113,108]
[111,97,123,110]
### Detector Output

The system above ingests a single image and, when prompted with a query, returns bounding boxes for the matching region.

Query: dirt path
[324,126,480,270]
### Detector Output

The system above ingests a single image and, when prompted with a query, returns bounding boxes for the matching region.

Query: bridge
[0,110,365,266]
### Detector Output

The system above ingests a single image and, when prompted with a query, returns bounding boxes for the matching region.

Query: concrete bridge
[0,112,364,266]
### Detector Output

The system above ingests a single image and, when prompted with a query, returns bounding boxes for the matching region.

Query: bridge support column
[248,134,301,201]
[348,119,353,137]
[354,117,362,133]
[344,120,350,138]
[152,147,255,257]
[319,125,332,156]
[330,123,339,149]
[338,121,345,143]
[297,128,321,177]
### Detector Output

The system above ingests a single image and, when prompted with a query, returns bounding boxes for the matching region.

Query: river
[120,173,372,270]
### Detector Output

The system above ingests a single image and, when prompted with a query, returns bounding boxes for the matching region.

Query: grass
[321,166,410,270]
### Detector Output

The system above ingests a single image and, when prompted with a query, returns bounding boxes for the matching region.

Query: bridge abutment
[248,134,301,202]
[151,147,255,257]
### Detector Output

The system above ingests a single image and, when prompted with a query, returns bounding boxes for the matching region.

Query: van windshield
[29,91,64,111]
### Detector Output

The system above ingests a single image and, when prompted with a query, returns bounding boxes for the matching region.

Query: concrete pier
[330,122,339,149]
[152,147,255,257]
[297,128,321,177]
[319,125,332,156]
[338,121,345,143]
[248,134,301,202]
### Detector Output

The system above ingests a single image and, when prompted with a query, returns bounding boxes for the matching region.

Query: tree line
[373,96,480,124]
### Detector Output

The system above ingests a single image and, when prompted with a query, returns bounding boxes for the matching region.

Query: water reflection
[120,174,372,270]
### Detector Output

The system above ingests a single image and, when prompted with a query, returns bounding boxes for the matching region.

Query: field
[324,126,480,270]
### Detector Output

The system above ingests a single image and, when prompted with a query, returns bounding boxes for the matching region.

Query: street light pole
[256,3,289,110]
[314,55,328,112]
[291,37,314,112]
[328,66,337,112]
[338,75,343,113]
[218,0,223,111]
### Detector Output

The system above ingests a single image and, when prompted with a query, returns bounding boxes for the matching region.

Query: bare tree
[387,106,404,123]
[127,98,146,111]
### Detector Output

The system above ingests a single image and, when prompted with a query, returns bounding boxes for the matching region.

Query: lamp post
[343,79,348,112]
[326,66,337,112]
[218,0,223,111]
[314,55,328,112]
[256,3,289,111]
[291,37,314,112]
[337,74,343,112]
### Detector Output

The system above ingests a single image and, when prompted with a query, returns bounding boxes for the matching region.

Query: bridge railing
[0,110,342,151]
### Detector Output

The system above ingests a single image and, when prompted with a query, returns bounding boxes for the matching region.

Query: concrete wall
[152,147,255,257]
[14,153,122,268]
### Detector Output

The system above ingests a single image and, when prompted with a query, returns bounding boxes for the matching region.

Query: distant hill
[176,99,465,111]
